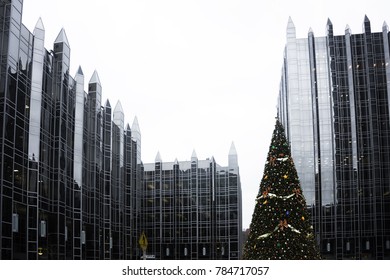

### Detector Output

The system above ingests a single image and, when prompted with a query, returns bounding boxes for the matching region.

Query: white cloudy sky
[22,0,390,229]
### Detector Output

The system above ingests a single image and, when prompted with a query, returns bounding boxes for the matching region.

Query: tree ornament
[293,188,301,196]
[277,156,289,162]
[279,219,288,231]
[269,156,276,166]
[262,187,270,198]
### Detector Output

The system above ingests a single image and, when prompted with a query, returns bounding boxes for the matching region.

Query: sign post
[138,231,148,260]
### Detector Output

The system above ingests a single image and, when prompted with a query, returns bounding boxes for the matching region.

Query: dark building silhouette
[0,0,142,259]
[142,145,242,260]
[278,16,390,259]
[0,0,242,260]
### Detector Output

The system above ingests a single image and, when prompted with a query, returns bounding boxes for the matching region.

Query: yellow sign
[139,231,148,251]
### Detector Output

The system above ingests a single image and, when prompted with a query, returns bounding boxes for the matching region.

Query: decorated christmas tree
[243,120,321,260]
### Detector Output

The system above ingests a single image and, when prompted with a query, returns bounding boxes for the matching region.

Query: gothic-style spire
[54,28,69,46]
[383,21,388,32]
[345,24,351,35]
[155,151,162,162]
[131,116,141,134]
[363,15,371,33]
[34,17,45,32]
[326,18,333,37]
[191,149,197,160]
[114,100,124,114]
[228,142,238,168]
[76,66,84,76]
[89,70,101,85]
[286,16,296,39]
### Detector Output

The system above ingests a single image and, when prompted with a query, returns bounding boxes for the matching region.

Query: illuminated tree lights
[243,120,321,260]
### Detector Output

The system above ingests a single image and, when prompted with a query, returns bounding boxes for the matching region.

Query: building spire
[114,100,124,114]
[287,16,296,40]
[228,142,238,168]
[345,24,351,35]
[132,116,141,134]
[155,151,162,162]
[89,70,101,85]
[34,17,45,32]
[383,21,389,32]
[54,28,70,46]
[326,18,333,37]
[191,149,198,161]
[363,14,371,33]
[229,142,237,156]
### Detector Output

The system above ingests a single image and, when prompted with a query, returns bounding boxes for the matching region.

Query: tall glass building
[142,144,242,260]
[278,16,390,259]
[1,0,242,260]
[0,0,142,259]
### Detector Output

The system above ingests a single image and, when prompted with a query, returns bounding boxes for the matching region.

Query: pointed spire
[89,70,101,85]
[326,18,333,36]
[74,66,84,86]
[113,100,124,128]
[363,15,371,33]
[229,142,237,156]
[345,24,351,35]
[131,116,141,134]
[114,100,123,114]
[76,66,84,76]
[155,151,162,162]
[383,21,388,32]
[287,16,295,28]
[34,17,45,32]
[54,28,69,46]
[229,142,238,169]
[33,18,45,39]
[105,99,111,108]
[287,16,296,39]
[174,158,179,165]
[191,149,197,160]
[126,123,131,131]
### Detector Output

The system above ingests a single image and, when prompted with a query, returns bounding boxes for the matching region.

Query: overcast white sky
[22,0,390,229]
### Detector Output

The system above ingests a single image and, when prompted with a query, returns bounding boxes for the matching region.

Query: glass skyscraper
[0,0,242,260]
[0,0,142,259]
[278,16,390,259]
[142,144,242,260]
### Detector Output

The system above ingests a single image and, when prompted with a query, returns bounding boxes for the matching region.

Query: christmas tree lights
[243,120,321,260]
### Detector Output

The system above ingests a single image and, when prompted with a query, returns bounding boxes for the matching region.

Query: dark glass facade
[0,0,142,259]
[278,16,390,259]
[0,0,242,260]
[142,145,242,260]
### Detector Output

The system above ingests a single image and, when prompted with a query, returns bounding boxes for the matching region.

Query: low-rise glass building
[142,145,242,260]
